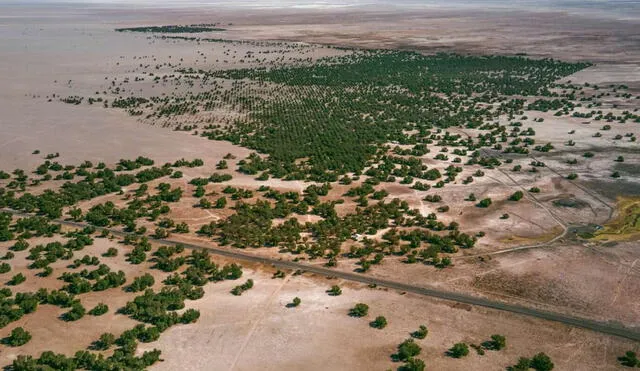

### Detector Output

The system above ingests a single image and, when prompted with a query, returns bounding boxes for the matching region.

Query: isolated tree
[477,198,492,208]
[370,316,387,329]
[484,334,506,350]
[327,285,342,296]
[290,297,301,307]
[448,343,469,358]
[215,197,227,209]
[88,303,109,316]
[509,191,523,201]
[411,325,428,339]
[349,303,369,317]
[618,351,639,367]
[5,327,31,347]
[530,352,554,371]
[8,273,26,286]
[397,338,421,361]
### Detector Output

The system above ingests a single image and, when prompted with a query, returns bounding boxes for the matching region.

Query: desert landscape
[0,1,639,370]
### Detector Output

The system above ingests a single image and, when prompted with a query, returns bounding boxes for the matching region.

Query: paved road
[5,209,640,342]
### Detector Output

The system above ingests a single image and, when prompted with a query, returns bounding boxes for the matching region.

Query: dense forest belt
[4,208,640,342]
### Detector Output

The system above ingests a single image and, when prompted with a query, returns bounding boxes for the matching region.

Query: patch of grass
[498,226,564,245]
[594,197,640,241]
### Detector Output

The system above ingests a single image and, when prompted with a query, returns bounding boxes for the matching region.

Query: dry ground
[1,2,639,370]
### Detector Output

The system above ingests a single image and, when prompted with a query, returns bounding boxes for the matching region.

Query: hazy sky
[6,0,640,19]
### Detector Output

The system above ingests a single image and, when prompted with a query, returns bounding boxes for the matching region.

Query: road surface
[4,208,640,342]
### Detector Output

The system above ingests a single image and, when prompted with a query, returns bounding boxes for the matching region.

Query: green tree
[88,303,109,316]
[618,351,639,367]
[531,352,554,371]
[484,334,506,350]
[94,332,115,350]
[327,285,342,296]
[8,273,26,286]
[4,327,32,347]
[397,338,421,361]
[399,358,425,371]
[509,191,523,201]
[477,198,492,208]
[289,297,301,307]
[215,197,227,209]
[370,316,387,329]
[411,325,428,339]
[349,303,369,317]
[448,342,469,358]
[510,357,531,371]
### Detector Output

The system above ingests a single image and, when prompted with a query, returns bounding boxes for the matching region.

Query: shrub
[93,332,115,350]
[448,342,469,358]
[411,325,428,339]
[349,303,369,317]
[484,334,506,350]
[399,358,425,371]
[230,279,254,296]
[62,302,86,321]
[509,191,523,201]
[8,273,26,286]
[289,297,301,307]
[4,327,32,347]
[103,247,118,257]
[397,338,421,361]
[89,303,109,316]
[477,198,492,208]
[128,274,155,292]
[181,308,200,324]
[618,351,639,367]
[327,285,342,296]
[370,316,387,329]
[530,352,554,371]
[11,239,29,252]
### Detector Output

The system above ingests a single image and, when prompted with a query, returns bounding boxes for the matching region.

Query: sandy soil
[139,265,638,371]
[1,2,639,370]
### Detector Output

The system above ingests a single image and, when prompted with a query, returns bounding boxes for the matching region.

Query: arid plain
[0,2,639,370]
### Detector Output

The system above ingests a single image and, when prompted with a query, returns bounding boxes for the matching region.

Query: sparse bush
[618,351,639,367]
[509,191,523,201]
[370,316,387,329]
[89,303,109,316]
[8,273,26,286]
[411,325,428,339]
[327,285,342,296]
[4,327,31,347]
[448,342,469,358]
[349,303,369,317]
[477,198,492,208]
[397,338,421,361]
